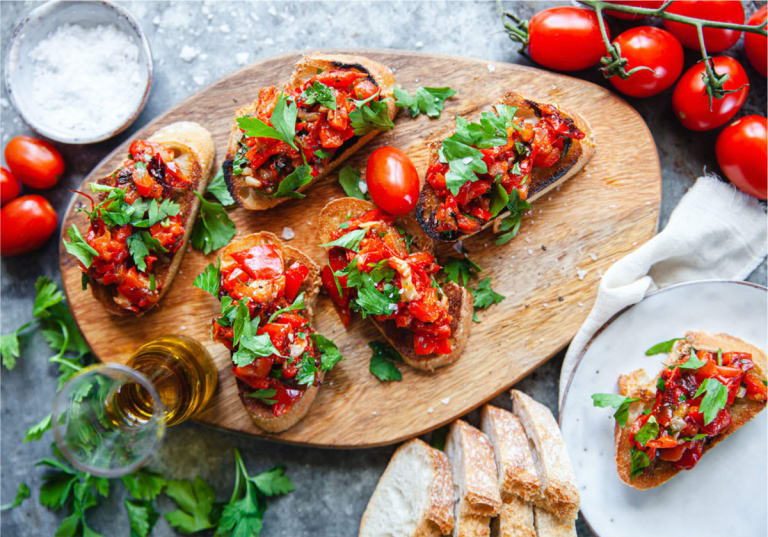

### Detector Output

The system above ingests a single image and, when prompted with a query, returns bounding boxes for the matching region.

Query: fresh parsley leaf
[645,337,683,355]
[319,228,367,252]
[656,376,666,393]
[236,93,299,151]
[63,225,99,268]
[231,300,252,348]
[1,321,32,370]
[442,257,482,286]
[430,425,450,451]
[680,433,707,442]
[394,86,456,118]
[349,97,394,135]
[630,447,651,478]
[0,482,30,511]
[267,292,306,323]
[352,274,400,317]
[126,233,150,272]
[122,469,166,501]
[440,137,487,196]
[251,466,294,496]
[495,189,531,245]
[311,333,344,372]
[300,81,336,109]
[272,165,313,199]
[314,149,332,160]
[489,182,509,217]
[145,198,180,227]
[164,477,217,534]
[206,169,235,206]
[717,348,723,366]
[296,352,318,386]
[125,499,160,537]
[232,326,283,368]
[634,416,659,447]
[676,348,707,370]
[694,377,728,425]
[190,192,236,254]
[194,259,221,297]
[369,341,402,382]
[245,388,278,405]
[24,413,52,442]
[591,393,639,427]
[338,165,369,200]
[472,277,505,310]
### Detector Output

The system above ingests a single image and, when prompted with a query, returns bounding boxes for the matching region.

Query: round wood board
[59,50,660,448]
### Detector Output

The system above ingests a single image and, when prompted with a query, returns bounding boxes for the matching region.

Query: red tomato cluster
[1,136,64,256]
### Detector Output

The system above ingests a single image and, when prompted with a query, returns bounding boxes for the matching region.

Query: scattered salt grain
[219,23,231,33]
[281,226,295,240]
[576,268,588,280]
[152,15,160,25]
[524,236,532,243]
[268,6,277,15]
[609,204,616,208]
[180,325,187,331]
[527,248,534,255]
[487,63,496,73]
[235,52,249,66]
[359,181,368,194]
[180,45,199,62]
[551,84,557,90]
[589,253,598,261]
[441,397,451,405]
[264,37,275,46]
[578,302,585,307]
[415,41,424,48]
[372,411,377,416]
[427,407,434,414]
[193,74,206,85]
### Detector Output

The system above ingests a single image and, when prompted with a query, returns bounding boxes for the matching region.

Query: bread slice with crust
[359,439,455,537]
[615,330,767,489]
[415,91,594,243]
[532,507,576,537]
[317,197,473,371]
[510,390,580,521]
[444,420,502,537]
[224,53,396,211]
[220,232,322,433]
[490,496,535,537]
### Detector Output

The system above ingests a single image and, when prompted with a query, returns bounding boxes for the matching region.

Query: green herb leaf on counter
[194,259,221,297]
[268,292,306,323]
[349,93,394,135]
[634,416,659,447]
[645,337,683,355]
[319,228,367,252]
[272,164,313,199]
[472,277,505,310]
[190,192,236,255]
[338,165,369,200]
[125,498,160,537]
[369,341,403,382]
[394,86,456,118]
[630,447,651,478]
[164,477,217,534]
[311,333,345,372]
[0,482,30,511]
[494,189,531,245]
[443,256,482,287]
[296,352,318,386]
[245,388,278,405]
[675,348,706,370]
[1,321,31,370]
[694,377,728,425]
[122,469,166,502]
[207,169,236,206]
[300,81,336,109]
[591,393,640,428]
[63,225,99,269]
[24,413,52,442]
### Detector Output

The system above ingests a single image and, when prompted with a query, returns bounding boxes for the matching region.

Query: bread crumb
[577,268,588,280]
[441,397,450,405]
[281,226,295,240]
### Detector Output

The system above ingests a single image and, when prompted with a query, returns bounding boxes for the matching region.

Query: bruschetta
[223,54,396,210]
[63,121,214,315]
[317,197,473,371]
[207,232,342,433]
[607,331,767,489]
[415,92,594,242]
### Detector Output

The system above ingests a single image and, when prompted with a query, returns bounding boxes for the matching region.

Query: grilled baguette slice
[221,232,322,433]
[615,330,767,489]
[415,91,594,242]
[359,439,455,537]
[445,420,502,537]
[317,197,473,371]
[224,53,396,211]
[491,496,535,537]
[533,507,576,537]
[88,121,215,316]
[511,390,580,521]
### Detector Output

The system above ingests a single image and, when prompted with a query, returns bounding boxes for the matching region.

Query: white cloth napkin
[558,175,767,403]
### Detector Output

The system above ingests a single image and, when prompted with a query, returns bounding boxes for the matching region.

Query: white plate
[560,280,767,537]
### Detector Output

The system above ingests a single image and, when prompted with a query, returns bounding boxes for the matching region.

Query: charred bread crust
[316,197,472,371]
[87,121,215,316]
[225,54,396,211]
[223,232,323,433]
[415,92,595,242]
[615,331,767,489]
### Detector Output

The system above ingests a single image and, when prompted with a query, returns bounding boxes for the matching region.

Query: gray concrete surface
[1,1,765,536]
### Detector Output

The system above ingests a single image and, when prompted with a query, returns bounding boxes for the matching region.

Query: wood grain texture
[58,50,660,448]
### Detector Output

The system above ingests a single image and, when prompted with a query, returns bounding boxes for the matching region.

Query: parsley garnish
[314,149,332,160]
[369,341,403,381]
[207,168,235,206]
[680,433,707,442]
[193,259,221,296]
[442,256,482,286]
[232,328,283,367]
[393,86,456,118]
[236,92,299,151]
[311,333,344,372]
[164,477,217,533]
[630,447,651,478]
[272,165,313,199]
[319,228,367,252]
[656,376,666,393]
[245,388,278,405]
[591,393,639,427]
[338,165,369,200]
[645,337,683,355]
[267,292,306,323]
[63,225,99,268]
[676,348,707,370]
[0,482,30,511]
[349,93,394,135]
[296,351,318,386]
[300,81,336,109]
[127,231,167,272]
[472,277,505,310]
[634,416,659,447]
[190,192,236,254]
[694,377,728,425]
[494,189,531,245]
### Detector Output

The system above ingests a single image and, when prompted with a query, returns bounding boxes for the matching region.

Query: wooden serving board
[59,50,660,448]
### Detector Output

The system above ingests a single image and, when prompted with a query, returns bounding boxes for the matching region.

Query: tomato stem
[595,6,655,80]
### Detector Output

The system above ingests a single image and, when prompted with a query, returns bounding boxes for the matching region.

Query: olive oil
[113,335,218,426]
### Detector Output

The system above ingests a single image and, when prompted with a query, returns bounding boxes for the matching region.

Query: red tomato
[745,6,767,77]
[672,56,749,131]
[604,1,664,20]
[365,146,419,216]
[715,115,767,200]
[284,262,309,302]
[0,195,58,256]
[4,136,65,190]
[663,1,744,52]
[609,27,684,98]
[1,167,21,206]
[528,7,607,71]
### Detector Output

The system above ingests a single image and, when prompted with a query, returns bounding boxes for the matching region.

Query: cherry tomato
[745,6,767,77]
[609,27,684,98]
[716,115,767,200]
[4,136,65,190]
[663,1,744,52]
[1,167,21,206]
[672,56,749,131]
[365,146,419,216]
[604,1,664,21]
[0,195,58,256]
[527,7,607,71]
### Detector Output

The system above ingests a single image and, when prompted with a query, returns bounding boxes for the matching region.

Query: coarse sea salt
[25,24,146,137]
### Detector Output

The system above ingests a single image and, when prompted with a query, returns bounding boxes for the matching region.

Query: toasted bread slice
[221,232,322,433]
[445,420,502,537]
[359,439,455,537]
[416,91,594,242]
[87,121,215,316]
[511,391,580,521]
[616,330,767,489]
[224,54,396,211]
[490,496,535,537]
[533,507,576,537]
[317,197,473,371]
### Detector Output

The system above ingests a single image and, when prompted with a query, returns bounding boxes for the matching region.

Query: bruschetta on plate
[63,121,215,315]
[223,54,396,210]
[317,197,473,371]
[415,92,594,242]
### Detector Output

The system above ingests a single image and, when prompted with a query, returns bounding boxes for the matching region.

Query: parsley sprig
[369,341,403,382]
[338,166,369,200]
[471,277,505,322]
[442,256,482,287]
[394,86,456,118]
[190,192,236,255]
[591,393,640,427]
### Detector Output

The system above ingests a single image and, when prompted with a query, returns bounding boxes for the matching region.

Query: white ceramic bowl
[4,0,153,144]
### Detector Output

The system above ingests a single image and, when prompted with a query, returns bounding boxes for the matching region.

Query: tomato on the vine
[745,6,767,77]
[604,1,664,21]
[608,27,683,98]
[365,146,419,216]
[0,195,58,256]
[527,7,607,72]
[4,136,65,190]
[672,56,749,131]
[1,167,21,206]
[663,1,745,52]
[716,115,767,200]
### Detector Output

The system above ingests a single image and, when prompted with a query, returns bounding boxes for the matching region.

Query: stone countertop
[1,1,765,536]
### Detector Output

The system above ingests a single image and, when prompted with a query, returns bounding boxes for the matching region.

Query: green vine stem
[593,4,654,79]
